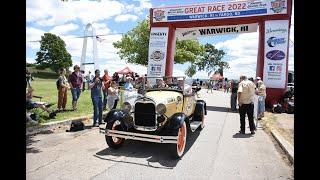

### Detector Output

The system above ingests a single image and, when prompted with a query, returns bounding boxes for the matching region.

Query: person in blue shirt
[124,76,134,91]
[89,69,105,127]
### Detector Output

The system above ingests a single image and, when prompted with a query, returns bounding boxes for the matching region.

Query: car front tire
[170,121,187,159]
[105,120,125,149]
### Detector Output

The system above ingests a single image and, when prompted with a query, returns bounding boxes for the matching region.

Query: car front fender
[168,112,187,130]
[195,100,207,116]
[104,109,125,124]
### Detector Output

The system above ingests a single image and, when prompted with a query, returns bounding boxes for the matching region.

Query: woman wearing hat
[124,76,134,91]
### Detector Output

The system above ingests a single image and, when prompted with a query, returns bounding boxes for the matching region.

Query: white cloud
[27,0,125,26]
[130,0,152,15]
[27,0,151,27]
[49,23,79,35]
[26,27,45,49]
[26,57,36,63]
[115,14,138,22]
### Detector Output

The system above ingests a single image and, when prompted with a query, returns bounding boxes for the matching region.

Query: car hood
[145,91,182,105]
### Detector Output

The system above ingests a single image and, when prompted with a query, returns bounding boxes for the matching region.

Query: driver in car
[177,77,192,94]
[154,78,168,88]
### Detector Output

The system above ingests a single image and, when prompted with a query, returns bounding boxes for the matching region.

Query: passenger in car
[154,78,168,88]
[177,77,192,94]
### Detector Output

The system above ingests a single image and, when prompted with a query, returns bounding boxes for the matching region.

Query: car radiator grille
[134,102,156,127]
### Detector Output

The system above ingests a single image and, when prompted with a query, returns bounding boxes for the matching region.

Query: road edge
[270,129,294,164]
[26,112,108,136]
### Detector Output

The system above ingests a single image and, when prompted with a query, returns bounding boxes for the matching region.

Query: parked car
[100,76,207,158]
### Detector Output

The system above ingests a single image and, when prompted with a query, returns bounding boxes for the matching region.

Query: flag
[96,36,105,43]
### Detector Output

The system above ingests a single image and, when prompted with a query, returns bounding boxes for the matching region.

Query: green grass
[29,78,109,124]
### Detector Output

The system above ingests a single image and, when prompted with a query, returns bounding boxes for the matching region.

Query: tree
[195,43,229,77]
[35,33,72,72]
[185,63,197,78]
[113,19,205,66]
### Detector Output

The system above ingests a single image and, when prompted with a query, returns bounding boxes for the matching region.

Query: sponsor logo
[151,32,167,36]
[247,1,267,9]
[154,10,165,21]
[270,0,286,13]
[269,65,275,71]
[267,37,286,47]
[266,50,285,60]
[150,50,165,61]
[181,30,197,37]
[168,8,184,15]
[266,28,287,34]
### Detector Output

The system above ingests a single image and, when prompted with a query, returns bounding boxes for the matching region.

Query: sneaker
[239,130,245,134]
[251,131,255,135]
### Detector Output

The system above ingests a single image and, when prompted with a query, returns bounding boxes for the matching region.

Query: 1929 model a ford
[99,76,207,158]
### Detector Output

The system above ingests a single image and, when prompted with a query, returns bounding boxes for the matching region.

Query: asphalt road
[27,90,293,180]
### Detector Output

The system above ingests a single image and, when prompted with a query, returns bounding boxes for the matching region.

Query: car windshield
[136,76,192,92]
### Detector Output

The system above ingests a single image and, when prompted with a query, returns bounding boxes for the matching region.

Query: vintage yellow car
[99,76,207,158]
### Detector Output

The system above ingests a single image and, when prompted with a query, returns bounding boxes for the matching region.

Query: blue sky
[26,0,294,79]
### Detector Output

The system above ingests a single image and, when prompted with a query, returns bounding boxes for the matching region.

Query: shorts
[26,101,36,109]
[71,88,81,102]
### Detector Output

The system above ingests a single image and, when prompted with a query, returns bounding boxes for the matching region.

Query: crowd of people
[27,65,268,132]
[26,65,148,126]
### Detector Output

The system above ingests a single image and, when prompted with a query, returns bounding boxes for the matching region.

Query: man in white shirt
[237,75,256,135]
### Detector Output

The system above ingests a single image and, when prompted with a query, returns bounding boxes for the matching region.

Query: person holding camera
[89,69,105,127]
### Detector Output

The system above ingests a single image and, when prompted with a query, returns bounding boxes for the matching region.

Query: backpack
[272,103,283,113]
[30,113,39,121]
[68,121,84,132]
[56,78,61,90]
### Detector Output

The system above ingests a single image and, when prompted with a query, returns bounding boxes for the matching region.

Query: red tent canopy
[116,66,135,74]
[211,73,224,81]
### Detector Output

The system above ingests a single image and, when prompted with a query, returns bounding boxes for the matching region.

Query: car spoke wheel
[175,121,187,158]
[105,120,125,149]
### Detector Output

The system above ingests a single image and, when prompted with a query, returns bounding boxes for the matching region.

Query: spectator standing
[237,75,256,135]
[230,80,239,111]
[255,77,266,119]
[57,68,70,111]
[112,72,120,84]
[107,81,119,110]
[81,70,86,91]
[68,65,83,111]
[89,69,104,127]
[26,69,34,88]
[207,80,213,93]
[102,69,111,110]
[124,77,134,91]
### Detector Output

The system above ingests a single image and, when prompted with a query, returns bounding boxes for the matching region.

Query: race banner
[147,27,169,77]
[176,23,258,40]
[152,0,287,23]
[263,20,289,88]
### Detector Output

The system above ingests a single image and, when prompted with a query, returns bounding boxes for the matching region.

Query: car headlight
[121,102,132,113]
[156,103,166,115]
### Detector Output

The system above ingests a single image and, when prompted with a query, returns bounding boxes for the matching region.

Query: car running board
[190,121,202,132]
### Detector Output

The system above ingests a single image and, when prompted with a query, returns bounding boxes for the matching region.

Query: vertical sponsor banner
[147,27,169,77]
[263,20,289,88]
